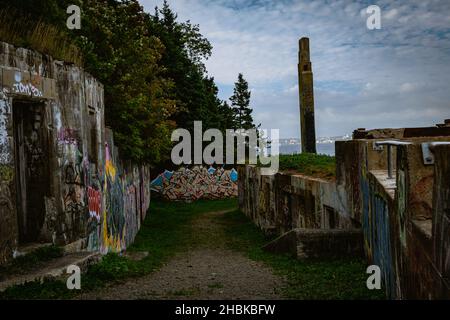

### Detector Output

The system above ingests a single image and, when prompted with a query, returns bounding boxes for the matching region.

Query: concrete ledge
[0,252,102,292]
[263,228,364,260]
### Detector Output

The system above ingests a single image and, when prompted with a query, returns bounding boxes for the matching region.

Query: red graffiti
[88,187,101,221]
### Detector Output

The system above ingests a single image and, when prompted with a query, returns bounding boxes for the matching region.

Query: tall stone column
[298,37,316,154]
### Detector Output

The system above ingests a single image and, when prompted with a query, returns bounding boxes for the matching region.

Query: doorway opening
[13,100,51,244]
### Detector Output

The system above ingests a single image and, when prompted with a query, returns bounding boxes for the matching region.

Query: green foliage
[0,245,64,276]
[230,73,254,129]
[150,1,235,136]
[0,201,385,300]
[0,199,237,299]
[0,4,82,65]
[276,153,336,179]
[76,0,177,164]
[1,0,238,165]
[0,278,73,300]
[219,210,386,300]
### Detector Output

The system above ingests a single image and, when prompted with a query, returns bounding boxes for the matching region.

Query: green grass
[0,199,384,300]
[0,245,64,278]
[276,153,336,179]
[218,210,385,300]
[208,282,224,289]
[0,8,83,65]
[0,199,237,300]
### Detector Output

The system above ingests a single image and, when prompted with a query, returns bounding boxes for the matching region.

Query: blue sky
[141,0,450,139]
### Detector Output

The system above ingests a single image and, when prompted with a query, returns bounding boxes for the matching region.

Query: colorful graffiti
[151,166,238,201]
[57,128,79,146]
[98,143,149,253]
[87,187,101,221]
[0,44,152,265]
[11,71,43,97]
[0,94,11,165]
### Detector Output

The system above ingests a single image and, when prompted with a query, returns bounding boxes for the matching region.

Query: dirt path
[79,210,285,300]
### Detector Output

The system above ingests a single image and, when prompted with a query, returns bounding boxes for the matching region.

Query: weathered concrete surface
[431,145,450,299]
[336,138,450,299]
[0,251,102,292]
[238,166,355,236]
[298,37,316,154]
[0,41,151,265]
[263,228,363,260]
[240,130,450,299]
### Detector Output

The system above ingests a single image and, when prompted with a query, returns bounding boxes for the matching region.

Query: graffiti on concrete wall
[101,143,124,252]
[88,187,101,221]
[0,91,11,165]
[0,44,152,265]
[99,143,150,253]
[58,128,79,146]
[151,166,238,201]
[11,72,43,98]
[397,169,407,248]
[361,171,396,298]
[61,142,86,241]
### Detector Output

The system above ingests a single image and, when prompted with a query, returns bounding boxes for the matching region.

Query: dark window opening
[13,100,50,243]
[324,205,338,229]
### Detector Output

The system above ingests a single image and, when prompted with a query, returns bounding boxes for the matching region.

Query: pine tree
[230,73,254,129]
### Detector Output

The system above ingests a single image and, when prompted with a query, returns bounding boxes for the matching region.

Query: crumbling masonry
[298,37,316,154]
[240,37,450,300]
[0,42,150,265]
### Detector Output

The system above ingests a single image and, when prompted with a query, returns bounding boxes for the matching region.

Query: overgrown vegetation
[0,7,82,65]
[218,210,385,300]
[0,199,237,299]
[0,0,255,165]
[277,153,336,179]
[0,246,63,278]
[1,200,384,300]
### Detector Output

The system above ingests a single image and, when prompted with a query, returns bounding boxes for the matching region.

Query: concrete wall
[335,138,450,299]
[151,166,238,201]
[0,42,150,264]
[238,165,354,236]
[239,135,450,299]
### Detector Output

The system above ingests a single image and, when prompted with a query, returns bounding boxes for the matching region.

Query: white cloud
[140,0,450,138]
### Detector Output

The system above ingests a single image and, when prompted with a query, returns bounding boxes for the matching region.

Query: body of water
[278,143,335,156]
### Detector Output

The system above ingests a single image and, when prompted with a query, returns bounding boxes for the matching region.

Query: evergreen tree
[230,73,254,129]
[0,0,241,166]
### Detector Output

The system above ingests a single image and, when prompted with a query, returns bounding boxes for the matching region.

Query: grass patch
[0,245,64,277]
[0,199,238,299]
[208,282,224,289]
[274,153,336,179]
[218,210,385,300]
[170,288,200,297]
[0,7,82,65]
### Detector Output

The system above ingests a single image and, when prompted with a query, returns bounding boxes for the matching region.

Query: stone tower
[298,37,316,154]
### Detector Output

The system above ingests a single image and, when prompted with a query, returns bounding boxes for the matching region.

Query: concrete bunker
[13,99,51,244]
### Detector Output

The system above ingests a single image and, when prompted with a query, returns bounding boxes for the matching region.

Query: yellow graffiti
[106,159,116,181]
[101,208,124,252]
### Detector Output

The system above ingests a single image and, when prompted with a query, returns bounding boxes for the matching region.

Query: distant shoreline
[278,143,335,156]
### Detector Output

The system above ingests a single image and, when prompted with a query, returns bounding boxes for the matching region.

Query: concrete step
[0,252,102,292]
[263,228,364,260]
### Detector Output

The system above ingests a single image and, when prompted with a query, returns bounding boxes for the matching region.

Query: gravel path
[78,210,285,300]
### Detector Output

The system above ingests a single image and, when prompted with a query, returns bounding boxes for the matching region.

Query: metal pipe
[428,142,450,151]
[374,140,412,180]
[387,144,393,179]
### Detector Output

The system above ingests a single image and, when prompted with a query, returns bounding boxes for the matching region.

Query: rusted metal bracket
[374,140,411,179]
[421,142,450,165]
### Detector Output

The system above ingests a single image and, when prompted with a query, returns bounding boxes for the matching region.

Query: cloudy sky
[141,0,450,139]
